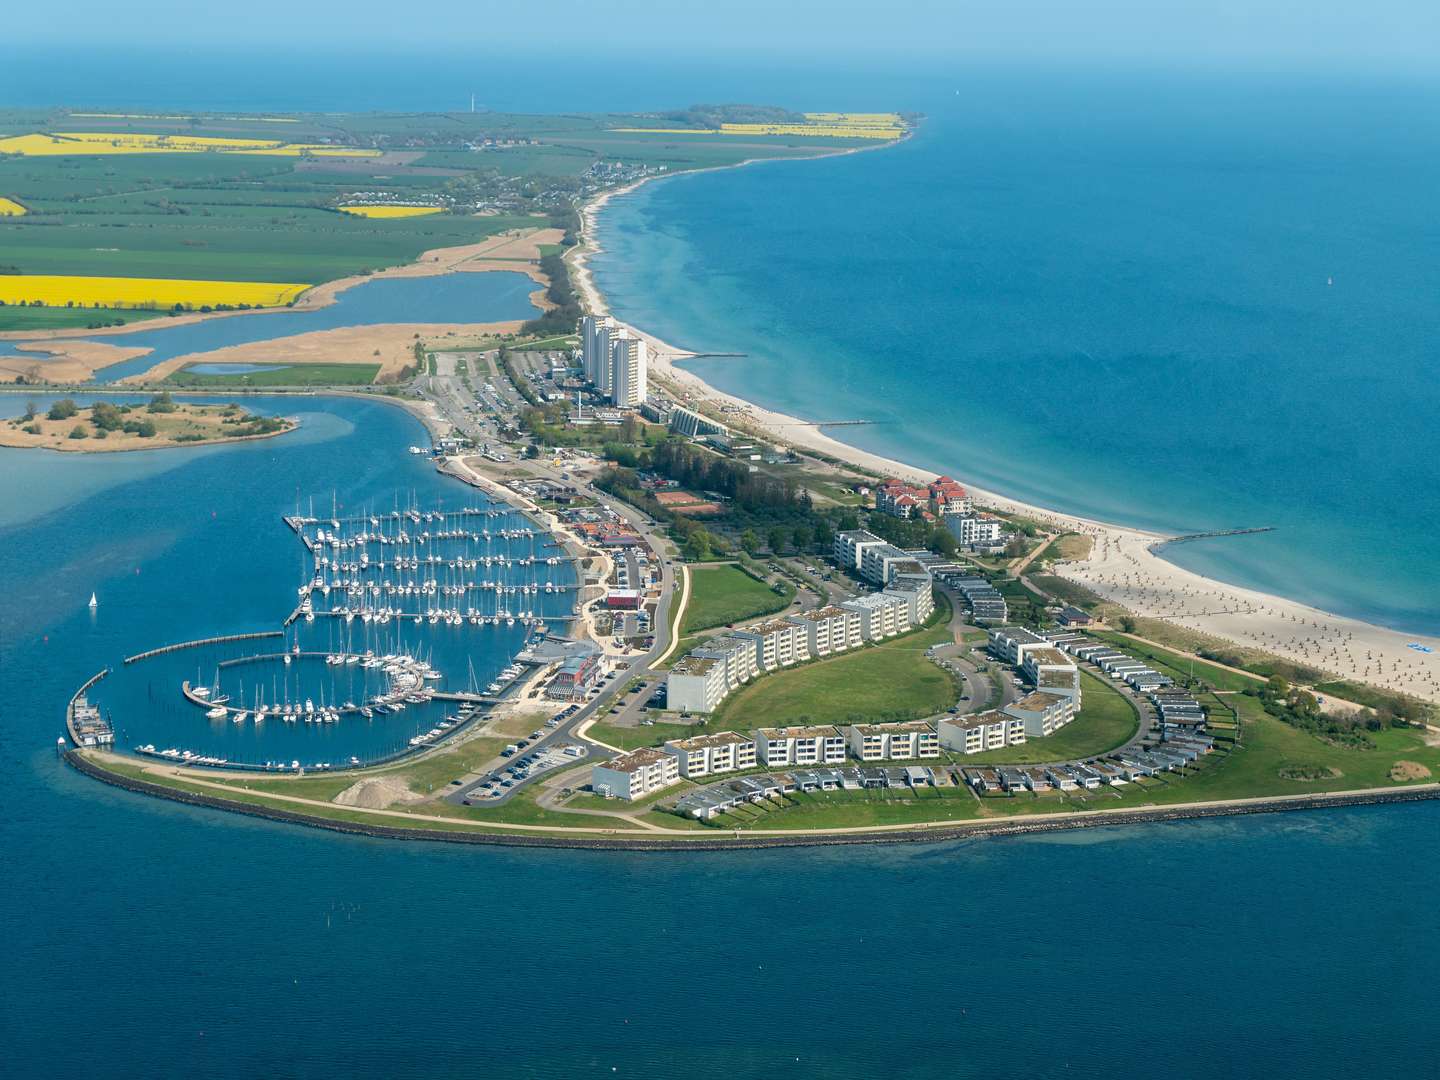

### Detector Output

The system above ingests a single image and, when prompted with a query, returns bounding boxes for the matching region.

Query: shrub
[47,398,78,421]
[68,424,89,440]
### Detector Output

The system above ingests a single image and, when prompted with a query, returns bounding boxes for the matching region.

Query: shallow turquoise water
[592,77,1440,635]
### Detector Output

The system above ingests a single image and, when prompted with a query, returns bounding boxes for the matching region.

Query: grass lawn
[165,362,382,387]
[0,304,165,331]
[681,563,791,634]
[583,717,701,751]
[957,671,1139,764]
[721,785,984,830]
[713,621,957,729]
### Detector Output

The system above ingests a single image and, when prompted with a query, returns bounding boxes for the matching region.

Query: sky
[5,0,1440,73]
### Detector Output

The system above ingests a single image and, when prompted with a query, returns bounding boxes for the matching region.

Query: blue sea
[592,74,1440,636]
[2,54,1439,1077]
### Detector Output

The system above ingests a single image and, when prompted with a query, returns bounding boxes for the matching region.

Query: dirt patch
[1389,760,1432,782]
[1278,765,1343,781]
[0,340,151,382]
[332,775,428,810]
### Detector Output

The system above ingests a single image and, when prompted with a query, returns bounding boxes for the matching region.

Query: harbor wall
[63,750,1440,853]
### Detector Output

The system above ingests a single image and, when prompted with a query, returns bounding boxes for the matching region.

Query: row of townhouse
[847,720,941,762]
[675,764,941,820]
[935,569,1008,623]
[666,583,931,716]
[1043,631,1175,692]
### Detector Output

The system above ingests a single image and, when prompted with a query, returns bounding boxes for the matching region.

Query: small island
[0,392,295,451]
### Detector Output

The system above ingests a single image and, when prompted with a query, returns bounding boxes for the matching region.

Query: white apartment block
[846,721,941,762]
[663,731,758,779]
[666,655,729,714]
[884,576,934,624]
[859,542,913,586]
[945,514,1005,547]
[1036,666,1083,704]
[787,605,863,658]
[936,711,1028,755]
[833,529,885,572]
[987,626,1051,665]
[1022,647,1080,688]
[841,592,911,641]
[734,617,811,672]
[1003,690,1079,737]
[756,726,847,768]
[591,747,681,801]
[692,635,760,692]
[610,331,648,408]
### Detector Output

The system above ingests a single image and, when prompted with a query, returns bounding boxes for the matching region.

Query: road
[414,358,687,807]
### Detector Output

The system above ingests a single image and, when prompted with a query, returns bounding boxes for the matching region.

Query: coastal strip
[63,748,1440,851]
[567,145,1440,704]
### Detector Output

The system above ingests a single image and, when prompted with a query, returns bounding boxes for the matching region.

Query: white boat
[206,706,227,720]
[88,592,98,609]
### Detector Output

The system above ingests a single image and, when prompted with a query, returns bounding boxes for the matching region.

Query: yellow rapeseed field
[612,112,904,140]
[0,197,26,216]
[0,275,310,310]
[338,205,446,218]
[0,132,378,157]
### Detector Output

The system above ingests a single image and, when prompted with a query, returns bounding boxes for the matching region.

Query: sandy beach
[569,165,1440,704]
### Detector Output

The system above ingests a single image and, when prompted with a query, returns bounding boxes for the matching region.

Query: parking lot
[460,739,590,803]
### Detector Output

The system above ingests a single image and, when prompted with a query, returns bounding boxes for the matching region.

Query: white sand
[569,171,1440,703]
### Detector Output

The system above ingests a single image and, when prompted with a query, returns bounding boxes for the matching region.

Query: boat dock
[124,631,283,666]
[65,668,113,748]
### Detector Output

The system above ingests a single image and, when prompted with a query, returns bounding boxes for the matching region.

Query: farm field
[0,105,902,322]
[0,274,309,310]
[0,305,164,331]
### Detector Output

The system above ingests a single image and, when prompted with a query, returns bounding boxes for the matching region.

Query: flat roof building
[663,730,758,779]
[591,747,680,801]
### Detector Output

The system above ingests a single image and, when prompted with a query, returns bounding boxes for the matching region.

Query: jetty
[124,631,283,666]
[1154,526,1276,548]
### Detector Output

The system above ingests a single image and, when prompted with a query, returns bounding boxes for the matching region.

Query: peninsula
[1,393,293,450]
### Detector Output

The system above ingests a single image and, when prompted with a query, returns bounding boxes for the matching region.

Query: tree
[1118,615,1137,634]
[740,529,760,556]
[767,526,787,555]
[929,527,958,557]
[791,524,813,552]
[1264,674,1290,702]
[147,391,176,414]
[683,529,713,562]
[47,398,78,421]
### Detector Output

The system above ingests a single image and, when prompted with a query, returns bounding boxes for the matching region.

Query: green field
[165,362,382,387]
[681,563,792,634]
[0,304,165,332]
[713,621,956,728]
[956,671,1139,764]
[0,106,890,302]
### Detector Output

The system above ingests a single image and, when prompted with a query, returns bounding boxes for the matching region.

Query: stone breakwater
[65,751,1440,852]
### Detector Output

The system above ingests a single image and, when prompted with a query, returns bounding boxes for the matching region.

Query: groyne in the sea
[63,750,1440,852]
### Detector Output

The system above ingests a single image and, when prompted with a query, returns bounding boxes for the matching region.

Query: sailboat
[88,592,98,609]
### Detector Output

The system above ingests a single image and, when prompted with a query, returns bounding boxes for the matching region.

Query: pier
[124,631,283,666]
[65,668,112,747]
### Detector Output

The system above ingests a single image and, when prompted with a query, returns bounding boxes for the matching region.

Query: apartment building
[787,605,863,658]
[841,592,911,641]
[663,731,758,779]
[936,711,1028,755]
[755,725,847,767]
[833,528,886,572]
[692,634,760,692]
[987,626,1051,665]
[610,331,648,408]
[591,747,681,801]
[845,720,941,761]
[1021,647,1079,687]
[666,655,730,714]
[884,575,935,624]
[859,542,913,586]
[734,617,810,672]
[945,514,1005,548]
[1003,690,1079,737]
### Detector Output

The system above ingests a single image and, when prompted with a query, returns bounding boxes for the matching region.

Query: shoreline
[64,747,1440,851]
[569,148,1440,704]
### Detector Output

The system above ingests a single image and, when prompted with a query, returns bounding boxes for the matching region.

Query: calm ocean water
[1,393,1437,1078]
[2,57,1437,1077]
[592,75,1440,635]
